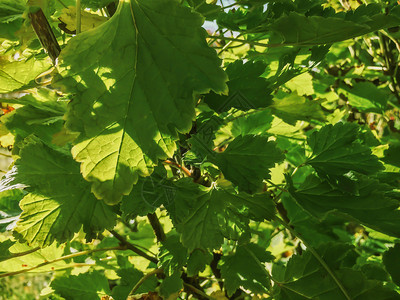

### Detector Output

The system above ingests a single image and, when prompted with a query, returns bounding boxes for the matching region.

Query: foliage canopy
[1,0,400,299]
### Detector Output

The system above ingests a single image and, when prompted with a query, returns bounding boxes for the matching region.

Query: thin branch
[0,246,124,278]
[109,230,158,264]
[183,283,214,300]
[265,179,288,193]
[275,217,352,300]
[163,160,192,177]
[29,8,61,64]
[129,268,163,296]
[147,213,166,243]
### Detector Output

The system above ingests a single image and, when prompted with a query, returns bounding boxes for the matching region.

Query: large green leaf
[306,123,384,176]
[51,271,111,300]
[7,137,116,247]
[219,243,274,297]
[167,179,276,251]
[288,174,400,238]
[272,243,400,299]
[213,135,284,193]
[58,0,227,204]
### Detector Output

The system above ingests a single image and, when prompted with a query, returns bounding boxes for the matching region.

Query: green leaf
[51,271,111,300]
[0,58,52,93]
[219,243,274,297]
[306,123,384,176]
[213,135,284,193]
[0,242,67,273]
[187,249,212,277]
[383,143,400,168]
[272,243,400,299]
[269,5,400,46]
[167,179,276,251]
[8,137,116,247]
[58,0,227,205]
[271,93,326,124]
[281,193,349,247]
[112,262,157,300]
[159,271,183,299]
[2,90,66,146]
[0,0,25,23]
[158,233,188,276]
[383,244,400,287]
[337,82,388,113]
[284,72,315,96]
[121,166,174,217]
[288,174,400,238]
[230,109,273,137]
[217,7,266,31]
[205,60,272,113]
[0,239,15,262]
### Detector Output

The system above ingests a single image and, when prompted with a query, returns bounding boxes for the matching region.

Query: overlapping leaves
[288,174,400,238]
[58,0,228,205]
[2,137,116,247]
[272,243,399,299]
[166,179,275,251]
[306,122,383,176]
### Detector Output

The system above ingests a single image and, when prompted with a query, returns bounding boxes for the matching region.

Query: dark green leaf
[205,60,272,113]
[58,0,227,205]
[167,179,275,251]
[213,135,284,193]
[158,233,188,276]
[272,243,400,299]
[383,244,400,287]
[187,249,212,277]
[220,243,274,296]
[288,174,400,238]
[306,123,384,176]
[7,137,116,247]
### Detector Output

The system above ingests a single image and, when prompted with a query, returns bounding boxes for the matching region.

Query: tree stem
[109,230,158,263]
[147,213,166,243]
[129,268,163,296]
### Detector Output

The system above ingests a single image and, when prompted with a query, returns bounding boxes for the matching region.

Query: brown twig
[163,160,192,177]
[147,213,166,243]
[29,8,61,64]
